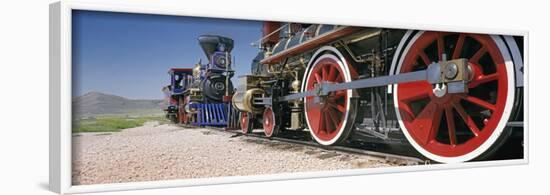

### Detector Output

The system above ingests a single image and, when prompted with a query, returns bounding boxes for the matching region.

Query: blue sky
[72,10,262,99]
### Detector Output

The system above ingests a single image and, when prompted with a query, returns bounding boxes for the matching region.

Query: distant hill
[73,91,165,117]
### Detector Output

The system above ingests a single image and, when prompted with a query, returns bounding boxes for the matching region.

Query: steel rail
[179,124,427,165]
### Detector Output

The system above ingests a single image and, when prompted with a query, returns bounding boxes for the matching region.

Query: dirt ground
[72,122,397,185]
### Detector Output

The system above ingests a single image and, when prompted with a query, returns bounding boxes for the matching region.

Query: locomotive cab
[169,68,194,95]
[165,68,194,123]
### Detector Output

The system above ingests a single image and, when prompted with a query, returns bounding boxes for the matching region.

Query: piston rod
[279,58,470,102]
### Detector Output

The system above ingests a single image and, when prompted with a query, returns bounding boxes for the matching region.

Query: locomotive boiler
[232,22,524,163]
[163,35,236,126]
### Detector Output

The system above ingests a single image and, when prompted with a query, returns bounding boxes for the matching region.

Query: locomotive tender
[163,35,236,126]
[231,22,524,163]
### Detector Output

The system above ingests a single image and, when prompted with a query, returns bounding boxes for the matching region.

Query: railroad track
[177,124,429,166]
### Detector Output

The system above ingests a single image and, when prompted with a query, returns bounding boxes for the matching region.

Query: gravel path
[72,122,397,185]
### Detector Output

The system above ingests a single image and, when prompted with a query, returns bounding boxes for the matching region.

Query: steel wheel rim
[394,31,514,160]
[304,53,351,144]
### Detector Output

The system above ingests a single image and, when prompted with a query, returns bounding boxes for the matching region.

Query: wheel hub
[432,83,447,98]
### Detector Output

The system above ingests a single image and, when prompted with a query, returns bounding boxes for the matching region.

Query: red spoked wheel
[394,31,516,163]
[241,112,253,134]
[262,107,279,137]
[303,47,357,145]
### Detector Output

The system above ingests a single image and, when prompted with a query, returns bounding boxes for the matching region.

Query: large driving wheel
[303,46,358,146]
[393,31,518,163]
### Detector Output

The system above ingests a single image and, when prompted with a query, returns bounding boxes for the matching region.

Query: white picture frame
[49,0,529,194]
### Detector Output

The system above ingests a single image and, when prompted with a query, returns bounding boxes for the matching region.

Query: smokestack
[197,35,234,61]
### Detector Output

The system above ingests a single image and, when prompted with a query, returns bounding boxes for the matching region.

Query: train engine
[163,35,236,127]
[232,22,524,163]
[163,68,193,123]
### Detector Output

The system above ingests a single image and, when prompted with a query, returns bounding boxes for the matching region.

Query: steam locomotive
[231,22,524,163]
[163,35,235,126]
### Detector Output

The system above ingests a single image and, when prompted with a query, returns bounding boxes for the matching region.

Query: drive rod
[279,59,469,102]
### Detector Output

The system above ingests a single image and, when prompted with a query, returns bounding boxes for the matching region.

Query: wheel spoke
[469,73,499,88]
[437,35,444,61]
[470,46,487,63]
[445,107,457,146]
[453,103,481,136]
[334,90,346,98]
[328,66,337,81]
[329,103,346,114]
[452,34,466,59]
[314,72,322,83]
[467,62,483,87]
[327,108,341,130]
[463,95,496,111]
[412,102,442,144]
[321,109,331,133]
[327,104,340,115]
[318,110,326,134]
[397,81,432,102]
[323,110,334,133]
[418,50,431,65]
[398,102,416,121]
[322,66,328,80]
[335,74,343,82]
[480,73,499,82]
[337,104,346,113]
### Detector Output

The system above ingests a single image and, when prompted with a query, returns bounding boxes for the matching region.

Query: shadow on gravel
[242,137,349,160]
[316,152,340,159]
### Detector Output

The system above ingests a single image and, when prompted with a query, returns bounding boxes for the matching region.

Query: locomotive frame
[50,1,529,194]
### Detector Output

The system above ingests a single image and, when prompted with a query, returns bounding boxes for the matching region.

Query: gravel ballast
[72,121,398,185]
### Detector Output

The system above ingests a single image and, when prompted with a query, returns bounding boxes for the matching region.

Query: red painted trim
[262,21,281,44]
[222,95,232,103]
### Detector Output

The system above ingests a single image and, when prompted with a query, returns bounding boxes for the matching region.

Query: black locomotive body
[232,22,524,163]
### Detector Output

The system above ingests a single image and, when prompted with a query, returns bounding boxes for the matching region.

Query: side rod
[280,70,428,101]
[278,59,468,102]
